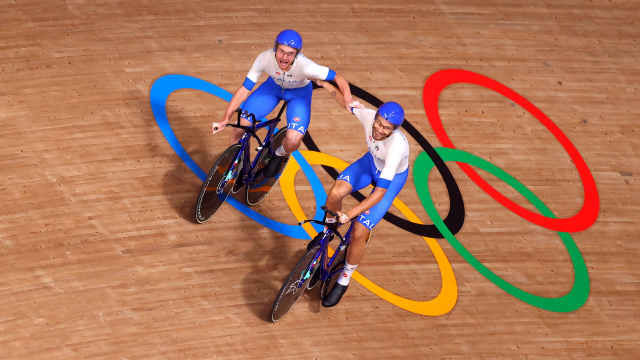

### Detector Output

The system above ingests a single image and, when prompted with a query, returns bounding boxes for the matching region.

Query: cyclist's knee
[283,130,303,152]
[352,222,371,244]
[327,188,342,203]
[285,129,302,143]
[327,181,351,202]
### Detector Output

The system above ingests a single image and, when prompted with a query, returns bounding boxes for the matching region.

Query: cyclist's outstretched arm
[212,86,251,134]
[314,79,363,112]
[333,73,358,110]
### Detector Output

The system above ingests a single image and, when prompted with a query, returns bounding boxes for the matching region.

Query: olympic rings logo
[149,69,597,316]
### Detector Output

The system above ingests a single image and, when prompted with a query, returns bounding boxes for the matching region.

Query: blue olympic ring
[149,74,326,238]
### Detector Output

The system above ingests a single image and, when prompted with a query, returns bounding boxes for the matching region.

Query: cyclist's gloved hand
[212,120,228,135]
[336,211,350,224]
[348,100,365,110]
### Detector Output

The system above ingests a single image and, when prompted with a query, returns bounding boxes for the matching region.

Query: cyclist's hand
[347,100,365,110]
[345,93,365,109]
[212,119,228,135]
[336,211,350,224]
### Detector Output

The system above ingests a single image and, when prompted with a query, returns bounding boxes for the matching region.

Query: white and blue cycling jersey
[351,108,410,189]
[240,49,337,135]
[336,107,410,231]
[243,49,336,91]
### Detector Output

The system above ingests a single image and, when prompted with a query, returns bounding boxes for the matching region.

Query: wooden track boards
[1,0,639,358]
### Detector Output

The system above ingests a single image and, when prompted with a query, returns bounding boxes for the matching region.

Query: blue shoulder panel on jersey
[350,107,356,115]
[325,69,336,81]
[377,178,392,189]
[242,77,256,91]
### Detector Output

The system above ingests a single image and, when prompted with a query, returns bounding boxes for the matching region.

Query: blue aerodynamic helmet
[273,29,303,53]
[376,102,405,128]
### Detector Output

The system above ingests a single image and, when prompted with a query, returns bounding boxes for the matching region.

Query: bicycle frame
[218,102,287,191]
[301,220,355,289]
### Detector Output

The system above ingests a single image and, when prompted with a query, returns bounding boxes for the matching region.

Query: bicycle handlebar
[231,102,287,130]
[296,206,353,227]
[321,205,339,218]
[221,108,264,147]
[234,108,257,124]
[214,102,288,145]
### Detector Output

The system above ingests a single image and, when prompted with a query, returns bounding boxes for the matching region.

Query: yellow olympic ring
[280,150,457,316]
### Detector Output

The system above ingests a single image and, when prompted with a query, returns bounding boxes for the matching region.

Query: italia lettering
[287,123,305,133]
[362,220,374,230]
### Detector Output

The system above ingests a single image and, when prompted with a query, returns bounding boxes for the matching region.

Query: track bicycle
[270,206,356,322]
[195,102,290,223]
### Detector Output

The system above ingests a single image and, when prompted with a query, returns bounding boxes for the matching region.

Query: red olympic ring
[423,69,599,233]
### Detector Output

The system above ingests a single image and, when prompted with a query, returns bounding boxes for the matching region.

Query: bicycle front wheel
[271,244,321,322]
[245,128,290,206]
[195,144,243,223]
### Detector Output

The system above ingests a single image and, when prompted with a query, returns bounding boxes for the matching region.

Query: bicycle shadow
[134,85,228,223]
[239,234,320,322]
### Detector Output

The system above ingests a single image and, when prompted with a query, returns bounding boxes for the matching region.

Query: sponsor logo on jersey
[286,74,293,77]
[365,209,370,215]
[294,117,300,122]
[369,135,373,142]
[375,145,379,151]
[276,72,281,75]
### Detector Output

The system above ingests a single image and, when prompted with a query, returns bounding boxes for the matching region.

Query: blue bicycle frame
[217,102,287,192]
[300,214,355,288]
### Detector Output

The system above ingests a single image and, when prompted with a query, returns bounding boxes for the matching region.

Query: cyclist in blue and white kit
[212,29,360,178]
[312,79,410,308]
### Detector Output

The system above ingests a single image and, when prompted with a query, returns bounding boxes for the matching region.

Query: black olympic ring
[303,82,465,238]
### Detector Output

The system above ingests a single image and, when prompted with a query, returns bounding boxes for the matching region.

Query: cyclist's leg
[263,83,312,177]
[326,153,374,217]
[308,154,373,251]
[347,167,409,264]
[344,222,371,266]
[229,79,280,145]
[280,82,312,153]
[323,167,408,307]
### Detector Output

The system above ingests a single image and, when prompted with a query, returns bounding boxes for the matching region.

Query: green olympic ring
[414,147,589,312]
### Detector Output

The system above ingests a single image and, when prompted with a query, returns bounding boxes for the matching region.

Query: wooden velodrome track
[1,0,639,358]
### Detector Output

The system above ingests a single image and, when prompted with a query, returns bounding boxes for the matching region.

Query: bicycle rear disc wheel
[271,245,321,322]
[195,144,243,223]
[245,128,290,206]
